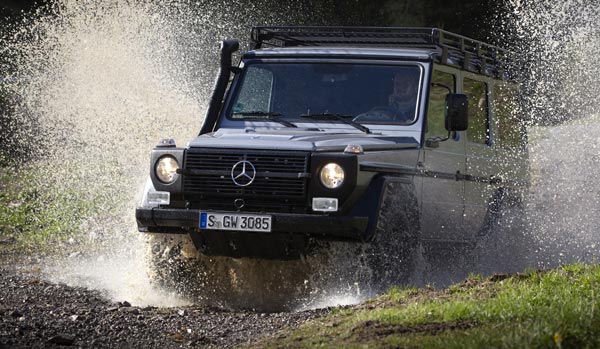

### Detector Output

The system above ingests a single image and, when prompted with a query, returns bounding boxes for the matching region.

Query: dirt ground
[0,248,328,348]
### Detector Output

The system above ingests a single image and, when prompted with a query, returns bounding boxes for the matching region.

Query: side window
[464,78,489,144]
[494,84,524,150]
[426,70,455,138]
[232,66,273,114]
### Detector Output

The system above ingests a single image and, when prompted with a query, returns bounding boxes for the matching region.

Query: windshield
[227,62,422,126]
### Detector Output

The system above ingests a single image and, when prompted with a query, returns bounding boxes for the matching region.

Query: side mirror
[445,94,468,131]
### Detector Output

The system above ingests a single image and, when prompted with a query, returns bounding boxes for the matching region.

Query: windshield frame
[220,58,425,130]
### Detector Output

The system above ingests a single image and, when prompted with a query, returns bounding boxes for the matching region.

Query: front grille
[183,149,310,202]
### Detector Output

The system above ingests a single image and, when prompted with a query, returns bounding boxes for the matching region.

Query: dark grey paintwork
[188,128,419,152]
[136,33,529,259]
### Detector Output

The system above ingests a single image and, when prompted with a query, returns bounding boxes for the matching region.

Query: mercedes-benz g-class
[136,27,528,272]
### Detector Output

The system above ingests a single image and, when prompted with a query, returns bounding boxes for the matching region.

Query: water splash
[503,1,600,267]
[4,0,600,311]
[45,249,191,308]
[0,0,331,308]
[2,0,208,307]
[503,0,600,125]
[423,0,600,282]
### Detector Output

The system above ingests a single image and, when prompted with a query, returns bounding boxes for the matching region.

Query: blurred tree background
[0,0,503,40]
[313,0,503,41]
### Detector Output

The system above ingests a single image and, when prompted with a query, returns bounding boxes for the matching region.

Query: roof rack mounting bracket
[249,26,514,79]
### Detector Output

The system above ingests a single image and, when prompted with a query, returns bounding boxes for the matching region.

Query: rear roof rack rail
[250,26,516,79]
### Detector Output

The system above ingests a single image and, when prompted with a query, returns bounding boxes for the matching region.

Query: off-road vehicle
[136,27,528,291]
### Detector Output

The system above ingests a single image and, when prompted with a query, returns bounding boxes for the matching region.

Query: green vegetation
[256,265,600,348]
[0,167,96,249]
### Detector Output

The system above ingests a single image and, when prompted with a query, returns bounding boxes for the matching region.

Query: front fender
[349,175,415,241]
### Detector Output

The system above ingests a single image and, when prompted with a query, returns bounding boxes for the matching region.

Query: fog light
[312,197,338,212]
[147,191,170,205]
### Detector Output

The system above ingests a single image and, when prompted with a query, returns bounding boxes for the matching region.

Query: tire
[145,233,315,311]
[143,180,422,308]
[364,179,421,293]
[278,179,422,303]
[145,233,204,295]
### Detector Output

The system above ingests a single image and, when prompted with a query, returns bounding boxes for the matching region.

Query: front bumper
[135,207,369,241]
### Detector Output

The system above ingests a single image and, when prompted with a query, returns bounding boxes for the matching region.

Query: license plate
[199,212,272,232]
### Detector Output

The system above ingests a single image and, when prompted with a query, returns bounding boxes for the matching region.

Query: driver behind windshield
[388,72,418,119]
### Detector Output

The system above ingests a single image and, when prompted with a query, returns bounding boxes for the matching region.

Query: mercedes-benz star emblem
[231,160,256,187]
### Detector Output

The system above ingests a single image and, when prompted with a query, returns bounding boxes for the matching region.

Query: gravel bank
[0,250,328,348]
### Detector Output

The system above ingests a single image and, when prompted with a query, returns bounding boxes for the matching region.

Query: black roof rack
[250,26,516,79]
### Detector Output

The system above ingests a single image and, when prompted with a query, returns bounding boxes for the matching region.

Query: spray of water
[500,1,600,267]
[427,0,600,282]
[0,0,336,308]
[3,0,600,311]
[2,1,209,307]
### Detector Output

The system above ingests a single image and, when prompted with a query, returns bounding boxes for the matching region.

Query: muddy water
[2,0,600,311]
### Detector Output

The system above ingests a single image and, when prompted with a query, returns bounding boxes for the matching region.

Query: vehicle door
[421,67,466,241]
[462,74,501,237]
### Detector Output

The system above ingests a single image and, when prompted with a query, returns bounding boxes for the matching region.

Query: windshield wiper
[232,111,297,128]
[300,113,371,134]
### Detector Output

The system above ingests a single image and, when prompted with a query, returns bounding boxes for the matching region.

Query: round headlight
[320,163,345,189]
[155,156,179,184]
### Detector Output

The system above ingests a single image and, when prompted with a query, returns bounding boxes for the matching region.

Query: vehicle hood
[188,128,419,152]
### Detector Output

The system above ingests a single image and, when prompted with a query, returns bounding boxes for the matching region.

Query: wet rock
[120,301,131,307]
[193,335,216,345]
[177,309,187,317]
[120,307,140,315]
[48,334,75,345]
[9,310,22,318]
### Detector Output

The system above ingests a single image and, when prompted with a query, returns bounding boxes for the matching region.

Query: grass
[0,165,98,249]
[0,123,598,347]
[255,265,600,348]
